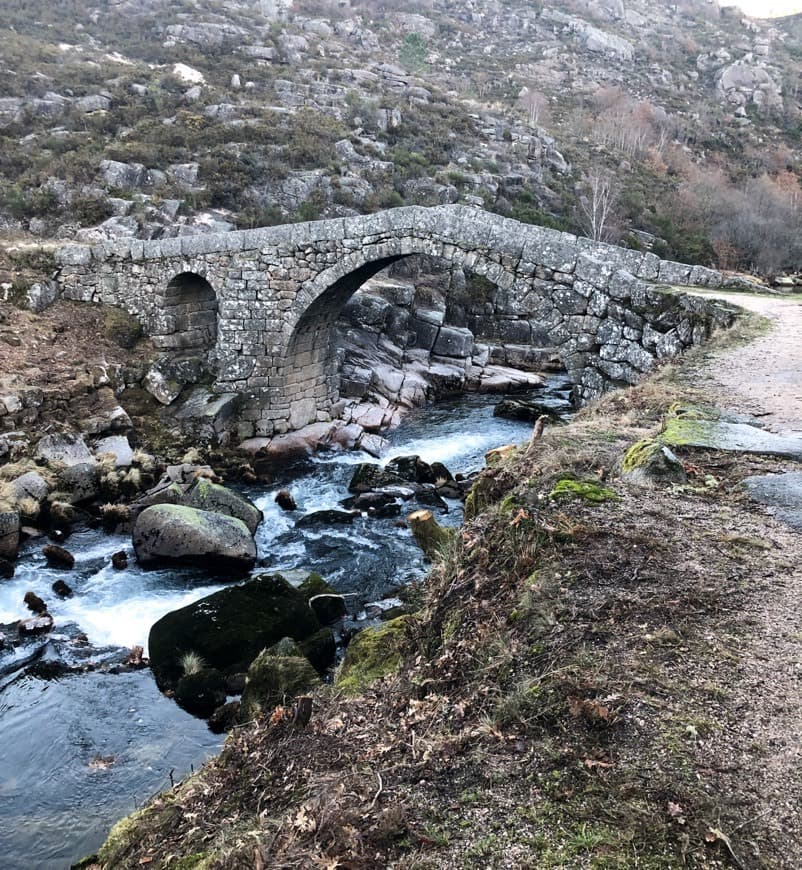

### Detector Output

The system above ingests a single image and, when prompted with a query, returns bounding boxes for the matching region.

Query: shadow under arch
[280,239,531,429]
[157,271,218,352]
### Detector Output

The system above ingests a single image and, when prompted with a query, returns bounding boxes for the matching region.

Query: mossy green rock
[133,504,256,572]
[299,572,347,624]
[174,668,227,717]
[622,438,687,487]
[336,615,410,696]
[549,478,617,502]
[182,477,263,534]
[148,573,322,690]
[103,305,142,349]
[239,652,320,721]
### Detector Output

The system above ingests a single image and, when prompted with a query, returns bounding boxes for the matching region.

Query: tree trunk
[408,509,455,560]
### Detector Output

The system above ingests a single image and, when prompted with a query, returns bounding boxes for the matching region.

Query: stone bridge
[56,205,736,436]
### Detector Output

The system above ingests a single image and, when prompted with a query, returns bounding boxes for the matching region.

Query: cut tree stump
[408,509,454,560]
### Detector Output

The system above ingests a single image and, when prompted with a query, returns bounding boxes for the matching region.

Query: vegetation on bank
[2,0,802,275]
[78,307,801,869]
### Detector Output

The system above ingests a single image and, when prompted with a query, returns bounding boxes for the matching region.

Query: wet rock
[299,573,347,625]
[0,557,14,578]
[24,591,47,614]
[295,509,359,528]
[123,645,146,668]
[342,490,401,517]
[148,573,322,689]
[43,544,75,569]
[174,668,228,717]
[111,550,128,570]
[19,614,53,636]
[385,456,446,483]
[348,463,407,494]
[132,504,256,572]
[275,489,297,511]
[52,579,73,598]
[493,398,564,423]
[239,652,320,722]
[182,477,262,535]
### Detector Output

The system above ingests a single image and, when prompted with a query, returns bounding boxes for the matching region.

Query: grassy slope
[81,306,802,869]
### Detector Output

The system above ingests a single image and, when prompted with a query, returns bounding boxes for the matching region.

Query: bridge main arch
[278,232,525,431]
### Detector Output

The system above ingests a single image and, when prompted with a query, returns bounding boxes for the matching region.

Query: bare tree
[577,171,619,242]
[518,87,549,127]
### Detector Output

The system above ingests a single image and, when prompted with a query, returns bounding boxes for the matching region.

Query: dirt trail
[694,291,802,865]
[694,292,802,434]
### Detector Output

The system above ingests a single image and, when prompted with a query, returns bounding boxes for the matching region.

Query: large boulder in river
[148,573,322,689]
[182,477,263,534]
[132,504,256,572]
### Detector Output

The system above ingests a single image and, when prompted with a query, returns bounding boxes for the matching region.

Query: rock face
[132,504,257,571]
[148,573,322,689]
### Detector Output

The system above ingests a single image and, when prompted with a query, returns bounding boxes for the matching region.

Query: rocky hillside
[1,0,802,277]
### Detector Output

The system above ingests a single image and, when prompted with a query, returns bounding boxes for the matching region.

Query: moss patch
[336,616,410,696]
[548,478,617,503]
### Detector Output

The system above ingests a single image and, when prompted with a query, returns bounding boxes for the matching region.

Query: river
[0,377,571,868]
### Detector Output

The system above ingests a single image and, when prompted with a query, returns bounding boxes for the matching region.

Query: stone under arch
[281,238,522,430]
[156,271,218,351]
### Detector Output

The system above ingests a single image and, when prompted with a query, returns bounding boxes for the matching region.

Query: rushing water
[0,377,571,868]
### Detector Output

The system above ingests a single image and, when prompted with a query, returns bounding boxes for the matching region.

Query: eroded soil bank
[83,294,802,869]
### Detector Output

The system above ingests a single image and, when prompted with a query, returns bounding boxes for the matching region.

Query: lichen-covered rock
[239,652,320,722]
[148,573,322,690]
[182,477,263,534]
[132,504,256,572]
[336,615,410,695]
[35,433,95,467]
[622,438,687,487]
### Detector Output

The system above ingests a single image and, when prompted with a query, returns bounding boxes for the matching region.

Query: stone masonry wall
[55,205,740,437]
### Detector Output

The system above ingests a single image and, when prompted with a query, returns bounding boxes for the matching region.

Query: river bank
[0,382,574,869]
[83,293,802,869]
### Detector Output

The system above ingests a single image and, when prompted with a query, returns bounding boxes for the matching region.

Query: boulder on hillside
[182,477,263,534]
[132,504,256,572]
[239,652,320,722]
[35,433,96,468]
[148,573,322,690]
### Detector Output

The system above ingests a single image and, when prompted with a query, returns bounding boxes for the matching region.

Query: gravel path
[697,292,802,434]
[694,290,802,867]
